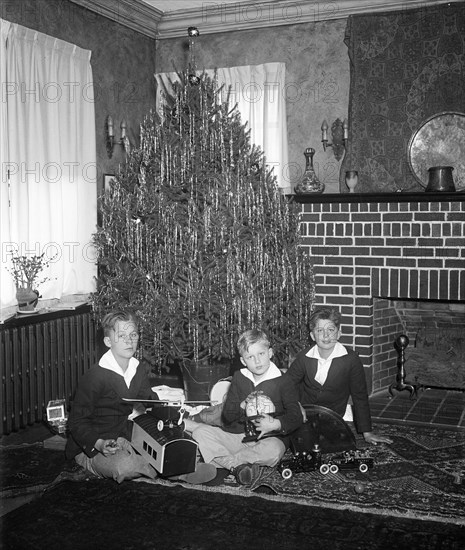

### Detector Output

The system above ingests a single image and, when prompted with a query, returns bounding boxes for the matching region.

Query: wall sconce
[106,116,130,158]
[321,118,349,162]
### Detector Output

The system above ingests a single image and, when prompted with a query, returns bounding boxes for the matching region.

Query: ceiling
[69,0,459,39]
[144,0,244,12]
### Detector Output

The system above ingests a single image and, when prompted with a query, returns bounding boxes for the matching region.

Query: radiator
[1,310,98,436]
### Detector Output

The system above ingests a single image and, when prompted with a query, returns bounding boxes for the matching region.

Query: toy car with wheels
[278,444,323,479]
[322,449,374,474]
[278,448,374,479]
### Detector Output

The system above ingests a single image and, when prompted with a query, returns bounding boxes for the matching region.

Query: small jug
[425,166,455,192]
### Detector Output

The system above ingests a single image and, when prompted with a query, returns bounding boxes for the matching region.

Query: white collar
[241,361,281,386]
[306,341,348,361]
[99,349,139,388]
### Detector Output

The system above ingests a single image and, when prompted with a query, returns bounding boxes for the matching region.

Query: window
[155,62,289,192]
[0,19,97,309]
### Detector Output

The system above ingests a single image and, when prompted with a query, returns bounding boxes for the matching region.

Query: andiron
[388,334,417,399]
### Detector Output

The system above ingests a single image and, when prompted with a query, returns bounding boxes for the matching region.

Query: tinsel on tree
[93,39,314,373]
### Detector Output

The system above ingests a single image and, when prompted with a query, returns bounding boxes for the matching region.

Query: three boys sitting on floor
[66,307,391,487]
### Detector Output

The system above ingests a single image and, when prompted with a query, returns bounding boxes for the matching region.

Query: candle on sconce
[343,119,349,140]
[120,120,127,139]
[107,116,114,137]
[321,120,328,141]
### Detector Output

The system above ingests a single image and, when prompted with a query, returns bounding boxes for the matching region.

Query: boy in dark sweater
[66,310,215,484]
[286,307,392,445]
[184,329,302,485]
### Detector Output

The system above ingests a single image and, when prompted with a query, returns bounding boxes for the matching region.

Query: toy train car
[131,411,198,477]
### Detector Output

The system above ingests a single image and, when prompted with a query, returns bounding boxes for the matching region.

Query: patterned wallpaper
[341,3,465,193]
[155,20,351,195]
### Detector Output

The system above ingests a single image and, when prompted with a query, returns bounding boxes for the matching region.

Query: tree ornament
[188,74,201,86]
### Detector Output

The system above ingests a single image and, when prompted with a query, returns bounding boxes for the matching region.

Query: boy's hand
[363,431,393,445]
[253,414,281,439]
[95,438,120,456]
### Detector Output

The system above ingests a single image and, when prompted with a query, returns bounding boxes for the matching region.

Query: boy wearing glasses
[66,310,160,482]
[286,307,392,445]
[66,310,216,483]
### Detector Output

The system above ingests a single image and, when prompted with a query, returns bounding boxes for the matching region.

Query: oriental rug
[1,421,465,548]
[2,477,465,550]
[1,423,464,523]
[141,422,465,526]
[0,442,92,498]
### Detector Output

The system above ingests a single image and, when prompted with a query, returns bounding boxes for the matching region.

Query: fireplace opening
[373,298,465,392]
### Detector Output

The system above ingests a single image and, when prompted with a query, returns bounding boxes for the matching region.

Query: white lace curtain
[0,19,97,309]
[155,62,289,192]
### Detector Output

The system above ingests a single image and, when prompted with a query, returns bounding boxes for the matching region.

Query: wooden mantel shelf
[290,192,465,204]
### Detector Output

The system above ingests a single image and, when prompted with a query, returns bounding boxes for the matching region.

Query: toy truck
[323,449,374,474]
[278,444,323,479]
[278,447,373,479]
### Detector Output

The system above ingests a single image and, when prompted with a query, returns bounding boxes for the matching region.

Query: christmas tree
[92,30,314,377]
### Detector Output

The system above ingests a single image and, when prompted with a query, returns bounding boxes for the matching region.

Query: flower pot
[16,288,39,312]
[181,359,232,402]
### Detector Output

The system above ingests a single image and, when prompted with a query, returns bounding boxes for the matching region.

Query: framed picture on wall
[103,174,115,192]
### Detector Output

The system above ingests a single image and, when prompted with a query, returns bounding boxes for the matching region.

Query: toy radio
[46,399,67,434]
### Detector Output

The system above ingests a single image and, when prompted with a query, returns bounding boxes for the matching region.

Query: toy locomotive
[278,445,374,480]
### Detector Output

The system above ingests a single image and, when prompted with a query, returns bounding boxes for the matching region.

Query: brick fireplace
[296,192,465,395]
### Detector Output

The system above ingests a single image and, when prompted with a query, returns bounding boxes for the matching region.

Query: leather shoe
[232,463,261,486]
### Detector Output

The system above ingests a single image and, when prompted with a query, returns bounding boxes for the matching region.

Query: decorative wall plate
[408,111,465,191]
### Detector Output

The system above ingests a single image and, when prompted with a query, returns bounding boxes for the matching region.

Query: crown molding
[69,0,460,40]
[157,0,460,38]
[68,0,163,38]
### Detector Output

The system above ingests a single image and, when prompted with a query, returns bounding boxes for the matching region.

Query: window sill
[0,300,92,328]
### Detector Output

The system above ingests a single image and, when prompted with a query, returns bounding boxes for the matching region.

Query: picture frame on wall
[103,174,115,192]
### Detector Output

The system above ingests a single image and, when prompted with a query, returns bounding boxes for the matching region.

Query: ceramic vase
[16,287,39,311]
[345,170,359,193]
[295,148,325,194]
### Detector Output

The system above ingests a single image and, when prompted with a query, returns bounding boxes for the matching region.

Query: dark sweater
[221,369,302,447]
[285,345,372,433]
[65,361,158,460]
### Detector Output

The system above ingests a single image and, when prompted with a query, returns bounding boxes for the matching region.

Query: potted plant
[7,252,54,311]
[92,68,314,400]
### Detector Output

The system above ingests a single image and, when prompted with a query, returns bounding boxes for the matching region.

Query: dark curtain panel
[341,3,465,192]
